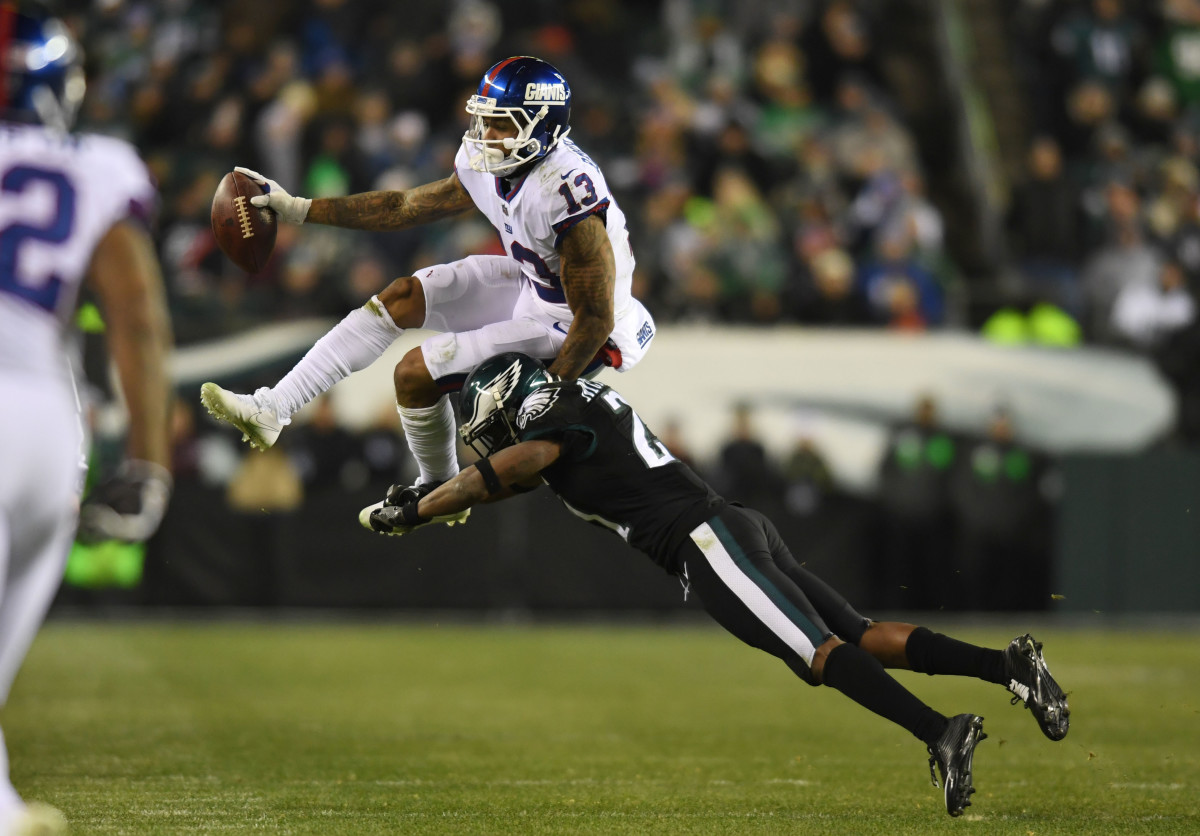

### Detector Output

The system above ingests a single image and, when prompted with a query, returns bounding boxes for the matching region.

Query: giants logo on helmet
[524,82,567,105]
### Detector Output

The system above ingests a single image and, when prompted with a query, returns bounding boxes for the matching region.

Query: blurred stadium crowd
[1005,0,1200,437]
[64,0,949,343]
[59,1,1200,408]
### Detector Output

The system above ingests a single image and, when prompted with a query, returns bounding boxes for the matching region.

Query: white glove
[234,166,312,224]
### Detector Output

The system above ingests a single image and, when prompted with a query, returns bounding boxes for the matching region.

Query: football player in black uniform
[361,352,1071,818]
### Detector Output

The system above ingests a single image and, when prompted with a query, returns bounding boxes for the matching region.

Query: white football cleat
[6,802,67,836]
[200,382,283,451]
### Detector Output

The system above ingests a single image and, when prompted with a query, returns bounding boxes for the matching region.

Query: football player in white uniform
[201,55,656,511]
[0,9,172,834]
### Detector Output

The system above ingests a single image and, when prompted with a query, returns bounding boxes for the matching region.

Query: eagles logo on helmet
[463,56,572,177]
[458,353,555,456]
[0,2,86,132]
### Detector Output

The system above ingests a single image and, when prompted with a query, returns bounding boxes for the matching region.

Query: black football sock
[822,642,949,747]
[906,626,1008,684]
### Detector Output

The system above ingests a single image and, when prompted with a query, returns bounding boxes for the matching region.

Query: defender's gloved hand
[361,500,428,536]
[234,166,312,224]
[77,460,173,544]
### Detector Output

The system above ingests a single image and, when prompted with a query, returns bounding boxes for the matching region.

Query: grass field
[3,619,1197,835]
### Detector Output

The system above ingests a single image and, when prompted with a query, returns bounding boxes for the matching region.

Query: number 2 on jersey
[0,165,77,312]
[602,388,676,468]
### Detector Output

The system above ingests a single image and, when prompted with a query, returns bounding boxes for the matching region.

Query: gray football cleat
[1004,633,1070,741]
[927,713,986,817]
[200,383,283,451]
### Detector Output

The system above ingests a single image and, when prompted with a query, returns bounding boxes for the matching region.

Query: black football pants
[679,504,870,684]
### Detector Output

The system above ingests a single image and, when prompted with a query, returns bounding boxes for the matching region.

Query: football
[211,170,277,273]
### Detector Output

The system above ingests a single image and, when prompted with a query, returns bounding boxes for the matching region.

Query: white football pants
[417,254,655,385]
[0,373,81,816]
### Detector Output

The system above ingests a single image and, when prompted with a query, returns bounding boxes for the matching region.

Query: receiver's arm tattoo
[551,215,616,380]
[306,173,475,231]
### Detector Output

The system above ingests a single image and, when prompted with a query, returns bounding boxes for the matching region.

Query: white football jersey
[454,136,637,317]
[0,122,156,381]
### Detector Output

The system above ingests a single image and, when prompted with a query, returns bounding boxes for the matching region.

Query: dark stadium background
[8,3,1198,834]
[52,0,1200,617]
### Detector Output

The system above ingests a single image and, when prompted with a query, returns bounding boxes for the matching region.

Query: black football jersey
[514,379,723,572]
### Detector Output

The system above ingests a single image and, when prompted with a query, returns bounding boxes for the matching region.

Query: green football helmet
[458,353,555,456]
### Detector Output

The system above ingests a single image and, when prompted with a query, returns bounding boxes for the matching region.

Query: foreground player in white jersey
[0,8,172,834]
[202,55,655,509]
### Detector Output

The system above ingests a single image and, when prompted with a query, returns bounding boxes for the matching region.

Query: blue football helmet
[0,4,85,132]
[463,56,571,177]
[458,353,556,457]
